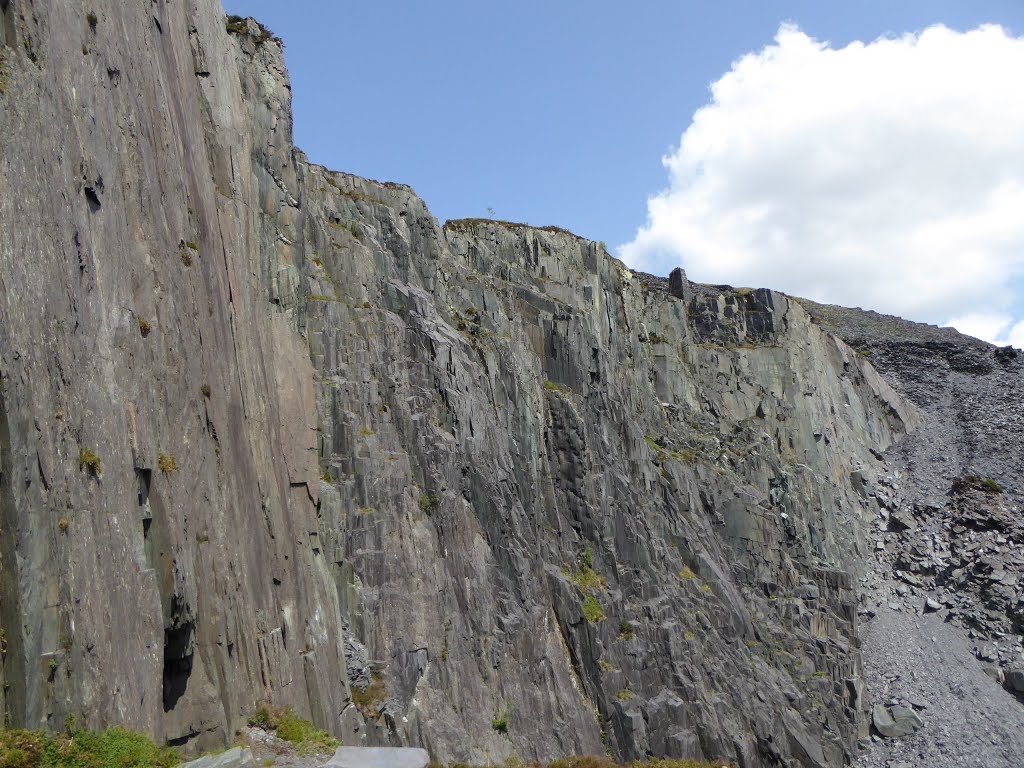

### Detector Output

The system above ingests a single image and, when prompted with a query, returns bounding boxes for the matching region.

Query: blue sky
[222,1,1024,344]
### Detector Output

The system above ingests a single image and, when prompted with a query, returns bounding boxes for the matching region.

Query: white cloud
[620,24,1024,346]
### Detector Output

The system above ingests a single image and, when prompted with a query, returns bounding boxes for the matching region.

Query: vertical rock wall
[0,2,917,766]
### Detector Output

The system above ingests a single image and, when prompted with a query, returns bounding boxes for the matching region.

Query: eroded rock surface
[0,3,1017,768]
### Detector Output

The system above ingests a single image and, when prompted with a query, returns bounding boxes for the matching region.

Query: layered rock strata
[0,3,946,767]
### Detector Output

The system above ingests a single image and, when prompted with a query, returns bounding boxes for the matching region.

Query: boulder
[871,703,923,738]
[179,747,256,768]
[321,747,430,768]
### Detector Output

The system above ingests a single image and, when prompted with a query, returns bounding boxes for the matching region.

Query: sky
[222,1,1024,346]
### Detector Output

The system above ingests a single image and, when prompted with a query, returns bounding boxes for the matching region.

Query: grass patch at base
[0,726,178,768]
[248,705,338,756]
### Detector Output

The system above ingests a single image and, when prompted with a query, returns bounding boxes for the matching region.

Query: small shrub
[58,517,70,534]
[195,532,209,544]
[180,250,192,267]
[615,688,635,702]
[86,11,98,29]
[618,620,635,640]
[157,453,179,474]
[418,492,439,512]
[491,716,508,734]
[358,427,374,438]
[78,447,102,476]
[543,380,571,395]
[598,659,615,673]
[351,673,386,719]
[680,565,697,581]
[349,223,362,239]
[248,705,338,756]
[137,317,152,337]
[200,384,211,398]
[980,478,1004,494]
[581,595,605,624]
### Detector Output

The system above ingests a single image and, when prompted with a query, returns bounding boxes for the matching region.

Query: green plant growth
[566,552,607,595]
[581,595,606,624]
[679,565,698,581]
[615,688,635,702]
[157,453,178,474]
[543,380,571,395]
[78,447,102,476]
[418,492,439,512]
[247,705,338,756]
[137,317,152,337]
[350,673,387,720]
[491,715,508,734]
[618,620,636,641]
[86,11,98,29]
[955,475,1005,495]
[0,725,179,768]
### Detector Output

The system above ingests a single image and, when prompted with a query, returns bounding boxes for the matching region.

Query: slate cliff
[0,2,952,766]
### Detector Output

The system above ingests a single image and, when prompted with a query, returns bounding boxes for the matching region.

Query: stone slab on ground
[179,747,257,768]
[320,747,430,768]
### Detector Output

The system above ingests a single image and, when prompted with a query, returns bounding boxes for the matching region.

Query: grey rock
[0,3,1022,768]
[179,747,256,768]
[872,704,923,739]
[321,747,429,768]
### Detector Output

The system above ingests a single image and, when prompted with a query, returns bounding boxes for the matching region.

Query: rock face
[0,3,1014,768]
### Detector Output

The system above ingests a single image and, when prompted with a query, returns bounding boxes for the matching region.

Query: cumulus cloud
[620,23,1024,345]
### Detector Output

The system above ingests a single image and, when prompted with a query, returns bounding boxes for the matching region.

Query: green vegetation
[618,620,636,641]
[491,715,508,734]
[0,726,179,768]
[225,15,281,45]
[248,705,338,756]
[418,492,439,512]
[955,475,1005,495]
[137,317,152,337]
[358,427,374,438]
[566,550,606,595]
[646,332,670,344]
[57,517,70,534]
[645,435,698,465]
[444,218,579,238]
[543,380,571,395]
[581,595,606,624]
[200,384,211,398]
[615,688,635,702]
[679,565,697,581]
[350,673,387,720]
[86,12,98,30]
[157,453,178,474]
[598,659,615,673]
[78,447,102,476]
[980,478,1004,494]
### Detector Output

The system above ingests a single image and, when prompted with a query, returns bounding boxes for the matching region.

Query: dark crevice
[162,594,194,712]
[84,186,101,212]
